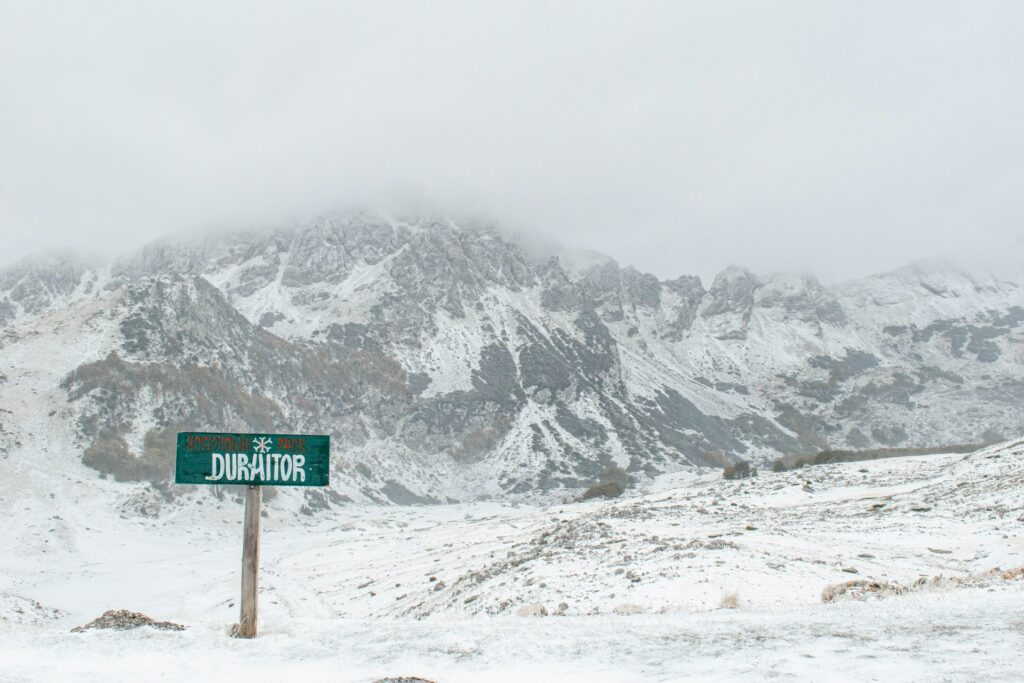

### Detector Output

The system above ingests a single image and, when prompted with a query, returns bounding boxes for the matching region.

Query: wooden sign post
[175,432,330,639]
[238,485,261,638]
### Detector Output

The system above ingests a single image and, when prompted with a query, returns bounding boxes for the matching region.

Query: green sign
[175,432,330,486]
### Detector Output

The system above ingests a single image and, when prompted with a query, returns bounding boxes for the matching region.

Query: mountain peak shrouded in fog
[2,214,1023,502]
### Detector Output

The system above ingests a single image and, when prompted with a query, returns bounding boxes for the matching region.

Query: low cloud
[2,1,1022,282]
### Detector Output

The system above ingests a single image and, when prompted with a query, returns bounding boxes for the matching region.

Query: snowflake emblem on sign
[253,437,273,455]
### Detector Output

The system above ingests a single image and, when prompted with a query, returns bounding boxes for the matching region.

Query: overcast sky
[1,1,1022,282]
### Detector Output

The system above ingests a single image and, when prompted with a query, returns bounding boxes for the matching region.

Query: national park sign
[175,432,330,487]
[174,430,331,639]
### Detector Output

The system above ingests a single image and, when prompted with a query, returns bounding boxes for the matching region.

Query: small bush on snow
[580,464,631,500]
[722,460,756,480]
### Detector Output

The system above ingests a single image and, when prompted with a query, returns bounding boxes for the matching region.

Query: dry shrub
[581,464,631,500]
[719,591,739,609]
[722,460,756,480]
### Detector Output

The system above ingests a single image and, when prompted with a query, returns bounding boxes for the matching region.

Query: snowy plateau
[0,211,1023,681]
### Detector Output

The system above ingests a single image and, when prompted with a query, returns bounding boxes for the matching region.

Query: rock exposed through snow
[822,565,1024,603]
[71,610,185,633]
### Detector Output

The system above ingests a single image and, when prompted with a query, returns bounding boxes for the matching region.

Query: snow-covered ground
[1,441,1022,681]
[3,590,1023,682]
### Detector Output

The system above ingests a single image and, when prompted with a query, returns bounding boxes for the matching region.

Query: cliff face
[2,211,1022,503]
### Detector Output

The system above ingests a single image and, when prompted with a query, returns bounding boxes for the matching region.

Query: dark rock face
[809,350,880,384]
[539,258,581,312]
[663,275,705,339]
[0,300,15,326]
[756,274,847,326]
[701,267,759,339]
[0,251,95,317]
[902,307,1024,363]
[3,210,1024,504]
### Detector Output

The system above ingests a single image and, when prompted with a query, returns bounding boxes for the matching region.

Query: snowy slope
[0,441,1021,681]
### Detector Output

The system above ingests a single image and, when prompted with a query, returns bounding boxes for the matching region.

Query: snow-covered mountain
[2,210,1023,504]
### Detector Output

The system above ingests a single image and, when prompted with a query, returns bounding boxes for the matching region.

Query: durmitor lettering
[176,431,328,488]
[204,452,307,483]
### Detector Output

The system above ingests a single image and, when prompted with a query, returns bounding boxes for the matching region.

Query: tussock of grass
[719,591,739,609]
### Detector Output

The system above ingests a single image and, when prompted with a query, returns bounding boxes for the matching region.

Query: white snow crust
[1,441,1022,681]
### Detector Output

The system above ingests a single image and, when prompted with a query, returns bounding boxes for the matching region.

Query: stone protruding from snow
[515,603,548,617]
[71,609,185,633]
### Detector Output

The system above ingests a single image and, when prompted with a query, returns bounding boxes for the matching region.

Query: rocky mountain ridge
[2,211,1022,504]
